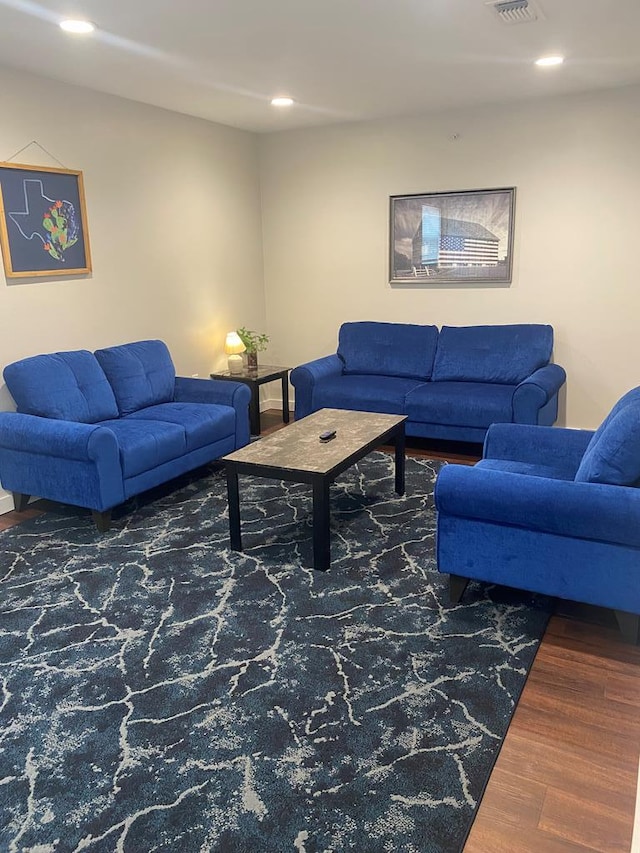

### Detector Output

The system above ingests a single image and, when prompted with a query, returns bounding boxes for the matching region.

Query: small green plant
[236,327,270,353]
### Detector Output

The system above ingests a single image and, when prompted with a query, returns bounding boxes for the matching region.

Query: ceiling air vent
[485,0,543,24]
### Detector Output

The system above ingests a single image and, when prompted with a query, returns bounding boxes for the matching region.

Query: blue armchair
[435,388,640,642]
[0,340,251,531]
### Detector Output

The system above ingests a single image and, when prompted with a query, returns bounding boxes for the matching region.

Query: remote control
[319,429,337,442]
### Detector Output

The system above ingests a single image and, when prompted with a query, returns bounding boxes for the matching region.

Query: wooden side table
[210,365,290,436]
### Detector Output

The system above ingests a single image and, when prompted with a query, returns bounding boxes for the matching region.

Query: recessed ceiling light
[60,20,95,34]
[271,97,294,107]
[535,55,564,67]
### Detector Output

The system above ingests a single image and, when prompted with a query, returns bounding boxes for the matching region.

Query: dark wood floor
[2,410,638,852]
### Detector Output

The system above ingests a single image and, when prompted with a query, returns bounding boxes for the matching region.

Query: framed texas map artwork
[0,162,92,278]
[389,187,515,285]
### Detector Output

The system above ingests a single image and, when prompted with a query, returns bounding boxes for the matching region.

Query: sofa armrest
[512,363,566,423]
[173,376,251,447]
[0,412,119,462]
[290,354,344,419]
[435,464,640,548]
[174,375,250,408]
[483,423,594,469]
[0,412,124,511]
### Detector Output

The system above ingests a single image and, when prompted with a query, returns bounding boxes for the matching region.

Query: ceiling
[0,0,639,133]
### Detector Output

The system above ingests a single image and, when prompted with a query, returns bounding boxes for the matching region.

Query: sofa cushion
[575,391,640,486]
[338,321,439,380]
[3,350,119,423]
[126,402,236,452]
[432,324,553,384]
[101,418,186,478]
[578,386,640,444]
[95,340,175,417]
[405,381,515,429]
[314,375,426,415]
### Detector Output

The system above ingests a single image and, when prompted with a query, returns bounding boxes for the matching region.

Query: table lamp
[225,331,246,374]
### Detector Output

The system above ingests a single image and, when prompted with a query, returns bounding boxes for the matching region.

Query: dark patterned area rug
[0,452,550,853]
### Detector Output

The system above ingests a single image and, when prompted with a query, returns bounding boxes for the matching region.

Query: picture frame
[389,187,515,285]
[0,161,92,278]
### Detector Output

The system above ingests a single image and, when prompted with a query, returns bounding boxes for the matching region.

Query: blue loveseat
[0,340,251,531]
[291,321,566,443]
[435,387,640,642]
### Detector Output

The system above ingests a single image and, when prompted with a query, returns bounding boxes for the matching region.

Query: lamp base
[227,354,244,375]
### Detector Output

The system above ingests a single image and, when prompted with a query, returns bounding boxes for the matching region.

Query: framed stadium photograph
[389,187,515,285]
[0,161,92,278]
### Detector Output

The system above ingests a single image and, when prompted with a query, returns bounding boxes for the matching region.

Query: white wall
[0,65,266,514]
[259,84,640,431]
[2,69,640,515]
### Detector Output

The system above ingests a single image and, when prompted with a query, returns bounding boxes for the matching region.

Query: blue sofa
[0,340,251,531]
[291,321,566,443]
[435,387,640,642]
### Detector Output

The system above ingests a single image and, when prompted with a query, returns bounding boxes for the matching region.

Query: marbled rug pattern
[0,453,549,852]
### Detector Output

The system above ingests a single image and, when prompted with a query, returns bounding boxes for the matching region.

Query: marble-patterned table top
[223,408,406,474]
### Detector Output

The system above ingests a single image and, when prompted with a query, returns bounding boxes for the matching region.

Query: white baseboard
[261,395,294,414]
[0,490,15,516]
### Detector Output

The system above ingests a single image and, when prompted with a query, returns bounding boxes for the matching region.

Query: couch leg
[92,510,112,533]
[13,492,30,512]
[614,610,640,645]
[449,574,469,604]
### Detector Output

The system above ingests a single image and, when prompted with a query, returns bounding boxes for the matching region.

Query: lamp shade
[224,331,246,355]
[224,331,246,375]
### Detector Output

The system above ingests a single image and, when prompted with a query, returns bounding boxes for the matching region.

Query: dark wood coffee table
[223,408,407,571]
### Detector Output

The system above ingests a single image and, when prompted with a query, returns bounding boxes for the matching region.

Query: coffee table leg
[394,425,406,496]
[226,466,242,551]
[312,478,331,571]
